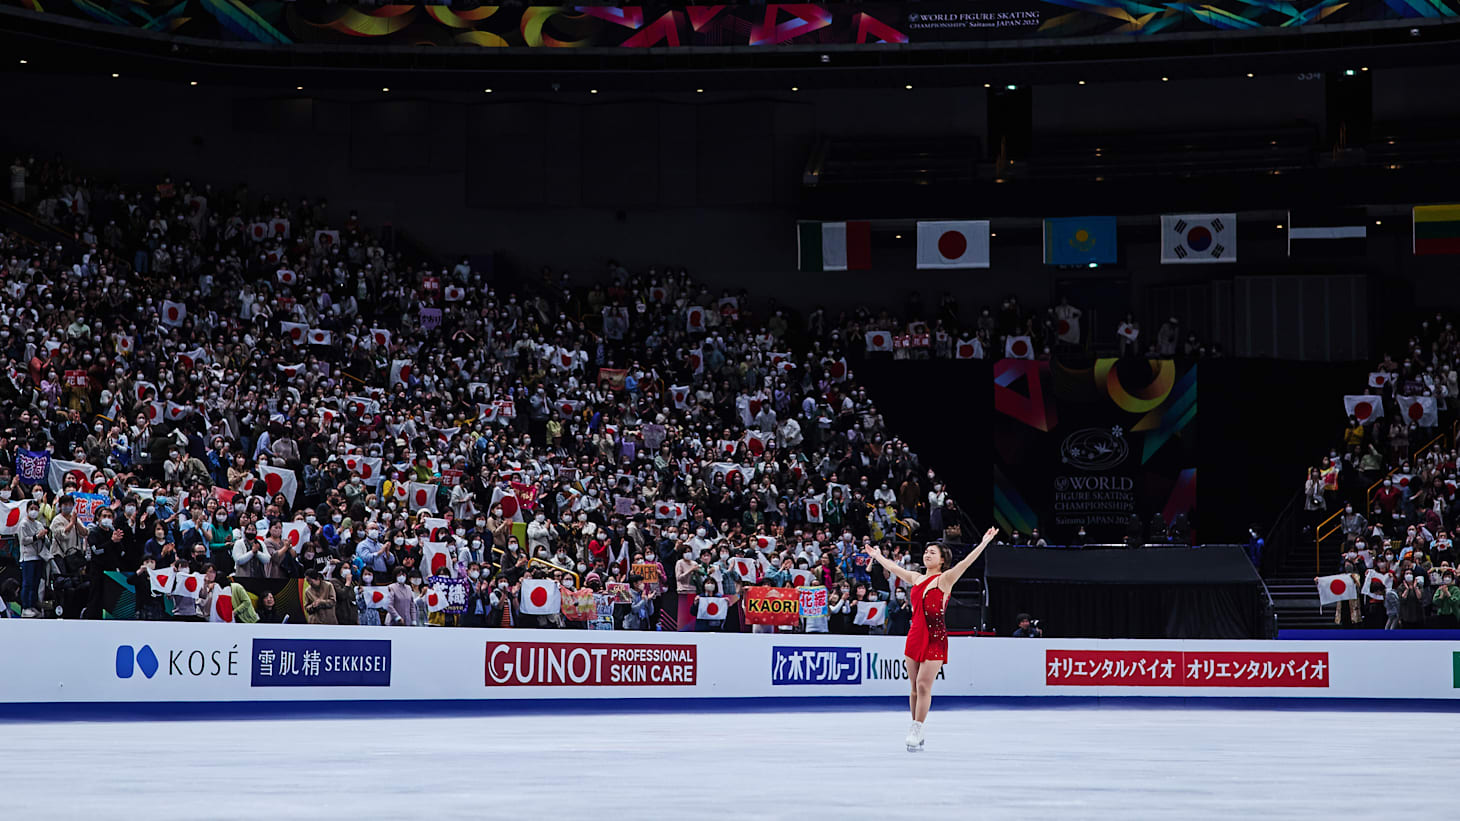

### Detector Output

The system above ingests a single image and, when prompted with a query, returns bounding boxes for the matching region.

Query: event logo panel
[250,639,392,687]
[1045,650,1329,687]
[485,642,696,686]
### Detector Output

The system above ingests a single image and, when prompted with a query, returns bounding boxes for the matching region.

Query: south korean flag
[1161,213,1236,264]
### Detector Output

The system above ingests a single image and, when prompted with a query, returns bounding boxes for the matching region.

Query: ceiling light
[1276,224,1284,229]
[1078,80,1086,85]
[1361,66,1369,71]
[990,232,997,238]
[590,89,598,94]
[905,84,913,90]
[790,87,798,92]
[1006,84,1016,90]
[1344,69,1355,76]
[111,73,120,78]
[484,88,492,93]
[696,88,704,93]
[190,81,198,86]
[1375,220,1382,226]
[18,59,27,65]
[895,234,903,239]
[297,86,303,90]
[382,87,389,92]
[1161,77,1169,82]
[1246,73,1254,78]
[983,83,990,88]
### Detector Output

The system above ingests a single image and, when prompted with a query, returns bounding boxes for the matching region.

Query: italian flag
[1414,204,1460,255]
[798,221,870,272]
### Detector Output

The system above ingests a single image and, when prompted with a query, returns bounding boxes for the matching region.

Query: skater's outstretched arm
[938,526,999,595]
[863,544,921,586]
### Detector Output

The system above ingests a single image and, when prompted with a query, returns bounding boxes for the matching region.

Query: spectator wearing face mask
[304,569,338,625]
[1399,571,1427,628]
[17,500,49,617]
[1431,570,1460,628]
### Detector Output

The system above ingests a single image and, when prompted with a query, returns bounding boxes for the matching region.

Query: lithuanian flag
[1414,205,1460,255]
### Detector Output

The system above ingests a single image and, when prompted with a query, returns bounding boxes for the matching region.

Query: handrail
[1314,508,1344,576]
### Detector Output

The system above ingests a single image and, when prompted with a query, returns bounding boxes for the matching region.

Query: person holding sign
[864,526,999,753]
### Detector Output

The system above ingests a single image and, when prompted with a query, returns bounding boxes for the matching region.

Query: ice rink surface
[4,703,1455,820]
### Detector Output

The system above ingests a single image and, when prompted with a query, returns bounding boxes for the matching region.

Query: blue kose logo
[116,645,160,679]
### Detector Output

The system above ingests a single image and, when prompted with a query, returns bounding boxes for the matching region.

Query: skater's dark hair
[925,542,953,571]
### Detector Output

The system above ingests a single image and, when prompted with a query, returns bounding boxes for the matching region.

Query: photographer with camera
[1011,612,1043,637]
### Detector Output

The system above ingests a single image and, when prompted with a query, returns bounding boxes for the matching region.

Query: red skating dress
[904,574,948,663]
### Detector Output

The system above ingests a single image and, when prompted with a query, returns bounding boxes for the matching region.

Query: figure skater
[864,526,999,751]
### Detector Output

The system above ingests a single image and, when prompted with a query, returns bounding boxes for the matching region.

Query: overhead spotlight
[590,89,598,94]
[1006,84,1016,90]
[382,87,389,92]
[1361,66,1369,71]
[819,54,830,64]
[1375,220,1383,226]
[1078,80,1086,85]
[895,234,903,240]
[484,88,492,93]
[696,88,703,93]
[190,81,198,86]
[1410,27,1420,36]
[905,84,913,90]
[1276,224,1284,229]
[1161,76,1169,82]
[790,87,798,92]
[111,72,120,78]
[983,83,991,88]
[1344,69,1355,76]
[990,232,997,238]
[18,59,26,65]
[297,86,304,90]
[1246,73,1254,78]
[1087,262,1098,269]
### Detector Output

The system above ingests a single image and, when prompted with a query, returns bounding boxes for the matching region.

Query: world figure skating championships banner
[993,358,1197,543]
[2,0,1452,49]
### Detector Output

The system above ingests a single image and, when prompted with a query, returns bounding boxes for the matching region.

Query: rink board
[1,622,1456,714]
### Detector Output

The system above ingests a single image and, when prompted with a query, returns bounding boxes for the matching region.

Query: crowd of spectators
[1308,312,1460,628]
[0,152,979,633]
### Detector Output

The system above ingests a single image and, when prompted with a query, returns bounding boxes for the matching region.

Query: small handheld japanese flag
[280,321,308,345]
[422,541,453,577]
[1362,569,1392,601]
[390,360,414,388]
[363,587,392,609]
[1056,315,1081,344]
[670,385,690,410]
[754,535,777,552]
[1343,395,1384,424]
[408,482,440,513]
[521,579,561,615]
[696,596,729,620]
[173,572,203,599]
[490,487,523,521]
[730,557,760,582]
[258,464,299,505]
[425,586,450,613]
[1004,335,1034,360]
[210,588,234,623]
[1316,573,1357,605]
[1396,395,1438,427]
[854,600,887,626]
[160,300,187,327]
[148,567,176,596]
[281,522,310,551]
[421,517,449,543]
[686,306,706,333]
[865,331,893,352]
[1368,372,1390,390]
[789,568,814,587]
[1117,322,1140,342]
[805,496,824,523]
[0,501,26,535]
[955,338,983,360]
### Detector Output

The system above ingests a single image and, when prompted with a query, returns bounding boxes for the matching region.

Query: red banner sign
[64,370,88,388]
[484,642,696,686]
[1045,650,1329,688]
[744,586,801,626]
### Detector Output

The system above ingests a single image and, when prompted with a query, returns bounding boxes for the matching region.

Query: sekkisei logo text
[115,643,242,680]
[251,639,392,687]
[771,647,947,685]
[485,642,696,686]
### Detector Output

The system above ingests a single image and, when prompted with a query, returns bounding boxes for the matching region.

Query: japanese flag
[754,535,777,552]
[916,220,990,269]
[686,306,706,333]
[1362,569,1392,601]
[0,501,27,535]
[1316,573,1358,605]
[1004,335,1034,360]
[558,399,583,418]
[670,385,691,410]
[490,487,523,522]
[147,402,164,424]
[1343,395,1384,424]
[173,572,204,599]
[160,300,187,327]
[521,579,561,615]
[696,596,729,620]
[1391,473,1413,490]
[249,222,269,242]
[46,459,95,493]
[422,542,453,577]
[314,229,340,250]
[742,431,771,457]
[854,600,886,626]
[827,358,848,381]
[276,268,297,285]
[210,588,234,623]
[276,363,304,378]
[954,338,982,360]
[805,496,824,523]
[865,331,893,352]
[116,335,134,355]
[390,360,414,388]
[789,568,814,587]
[1056,316,1081,344]
[363,587,392,609]
[1368,372,1390,390]
[258,464,299,505]
[281,321,308,345]
[164,402,192,422]
[654,501,686,521]
[425,586,451,612]
[134,380,157,403]
[444,285,466,302]
[1396,395,1438,427]
[371,328,392,349]
[178,348,209,369]
[148,567,176,596]
[344,455,384,486]
[730,557,760,582]
[422,517,450,543]
[689,347,704,378]
[650,285,668,303]
[308,329,333,346]
[282,522,310,551]
[1117,322,1140,342]
[408,482,440,513]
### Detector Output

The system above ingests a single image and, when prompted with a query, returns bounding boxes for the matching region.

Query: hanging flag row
[799,205,1460,272]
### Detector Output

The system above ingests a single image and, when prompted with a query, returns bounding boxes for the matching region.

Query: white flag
[1161,213,1237,264]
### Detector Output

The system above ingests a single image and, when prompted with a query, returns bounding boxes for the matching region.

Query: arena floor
[5,704,1451,819]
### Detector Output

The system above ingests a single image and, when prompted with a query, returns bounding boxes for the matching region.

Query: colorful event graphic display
[993,358,1197,542]
[3,0,1452,48]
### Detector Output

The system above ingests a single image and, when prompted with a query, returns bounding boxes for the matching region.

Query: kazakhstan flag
[1044,216,1118,265]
